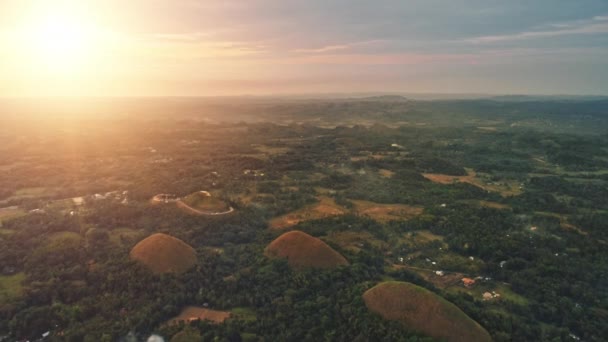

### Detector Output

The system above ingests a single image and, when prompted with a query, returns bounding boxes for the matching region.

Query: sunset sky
[1,0,608,96]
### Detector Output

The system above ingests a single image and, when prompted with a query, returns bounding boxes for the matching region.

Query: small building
[72,197,84,206]
[435,270,444,276]
[482,292,493,301]
[462,277,476,288]
[93,193,106,200]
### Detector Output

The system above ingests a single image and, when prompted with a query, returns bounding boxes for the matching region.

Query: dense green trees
[1,101,608,341]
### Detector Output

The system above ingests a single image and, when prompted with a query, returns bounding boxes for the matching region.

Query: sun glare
[15,5,103,74]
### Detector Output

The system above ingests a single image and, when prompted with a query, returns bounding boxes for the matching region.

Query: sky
[1,0,608,96]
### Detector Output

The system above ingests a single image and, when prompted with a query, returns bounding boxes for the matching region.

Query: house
[93,193,106,200]
[482,292,493,301]
[72,197,84,206]
[461,277,476,287]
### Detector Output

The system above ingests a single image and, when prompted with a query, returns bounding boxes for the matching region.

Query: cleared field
[324,231,387,253]
[270,197,422,229]
[231,307,257,322]
[353,200,423,222]
[447,282,528,306]
[0,229,15,236]
[253,145,290,156]
[166,306,231,325]
[400,230,446,247]
[476,126,498,131]
[391,264,465,289]
[477,200,510,209]
[269,196,347,229]
[350,153,386,162]
[0,272,25,303]
[180,191,231,214]
[6,187,60,202]
[423,168,522,197]
[48,231,81,244]
[535,211,587,235]
[0,206,26,223]
[109,228,144,245]
[378,169,395,178]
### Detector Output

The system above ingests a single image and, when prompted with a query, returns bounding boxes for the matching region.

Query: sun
[16,6,103,74]
[29,14,90,65]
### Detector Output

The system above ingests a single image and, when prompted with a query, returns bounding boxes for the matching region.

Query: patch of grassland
[231,307,257,322]
[0,207,26,223]
[109,228,144,245]
[0,272,25,303]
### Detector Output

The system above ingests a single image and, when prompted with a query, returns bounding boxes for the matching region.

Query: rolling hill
[363,281,492,342]
[130,233,197,274]
[265,230,348,269]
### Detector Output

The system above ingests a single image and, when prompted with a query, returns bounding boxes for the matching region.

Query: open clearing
[2,187,61,204]
[0,206,26,223]
[48,231,81,245]
[378,169,395,178]
[399,230,446,247]
[353,200,423,222]
[0,272,25,303]
[181,191,231,214]
[324,231,388,253]
[109,228,144,245]
[253,145,290,156]
[165,306,231,326]
[447,282,528,306]
[535,211,587,235]
[423,168,522,197]
[231,307,257,322]
[270,197,423,229]
[269,196,347,229]
[392,264,465,289]
[476,126,498,131]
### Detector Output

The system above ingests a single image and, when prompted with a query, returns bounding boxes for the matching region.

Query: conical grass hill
[130,233,197,274]
[265,230,348,269]
[363,281,492,342]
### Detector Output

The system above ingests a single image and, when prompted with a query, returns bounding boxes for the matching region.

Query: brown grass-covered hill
[130,233,197,274]
[363,281,492,342]
[265,230,348,269]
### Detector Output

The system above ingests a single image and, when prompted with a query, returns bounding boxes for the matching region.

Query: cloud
[467,15,608,44]
[292,44,350,53]
[291,40,387,54]
[275,52,476,65]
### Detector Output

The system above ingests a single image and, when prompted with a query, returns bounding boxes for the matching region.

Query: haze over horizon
[1,0,608,97]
